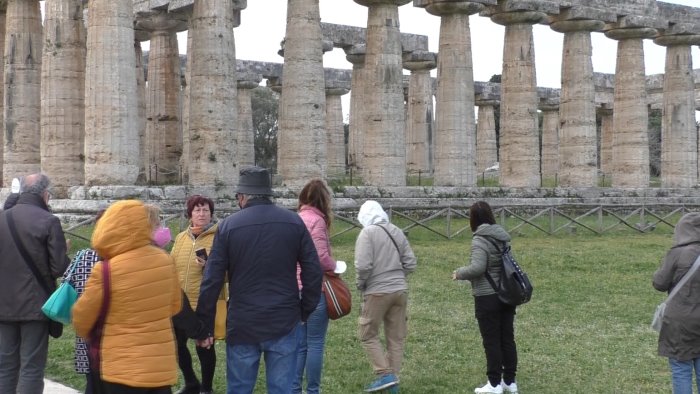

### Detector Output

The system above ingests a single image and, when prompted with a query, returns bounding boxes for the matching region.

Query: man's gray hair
[23,173,51,196]
[241,193,271,201]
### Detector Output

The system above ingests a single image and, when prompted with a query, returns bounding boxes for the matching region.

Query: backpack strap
[479,235,505,293]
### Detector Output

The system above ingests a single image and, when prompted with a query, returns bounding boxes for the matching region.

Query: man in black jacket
[197,166,322,394]
[0,173,70,394]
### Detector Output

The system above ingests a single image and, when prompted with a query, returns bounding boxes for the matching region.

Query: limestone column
[181,26,193,185]
[540,105,560,182]
[140,13,183,185]
[41,0,86,193]
[403,50,436,176]
[599,106,613,180]
[325,86,349,177]
[3,0,42,185]
[551,19,603,187]
[355,0,411,186]
[84,0,138,185]
[277,0,326,188]
[344,45,366,179]
[134,39,147,183]
[237,74,262,170]
[188,0,238,187]
[476,100,498,174]
[654,34,700,187]
[425,1,481,186]
[491,10,545,187]
[605,27,657,187]
[0,12,7,186]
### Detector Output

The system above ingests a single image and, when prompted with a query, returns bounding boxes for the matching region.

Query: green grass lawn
[48,226,676,393]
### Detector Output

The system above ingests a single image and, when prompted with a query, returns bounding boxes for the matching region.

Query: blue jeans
[293,296,329,394]
[669,357,700,394]
[226,326,300,394]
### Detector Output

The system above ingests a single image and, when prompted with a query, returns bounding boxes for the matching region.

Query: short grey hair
[240,193,271,201]
[23,173,51,196]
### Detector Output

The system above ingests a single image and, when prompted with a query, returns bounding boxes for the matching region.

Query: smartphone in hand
[195,248,208,261]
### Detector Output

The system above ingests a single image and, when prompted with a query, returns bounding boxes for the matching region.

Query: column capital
[237,72,262,90]
[604,27,657,41]
[475,99,499,107]
[491,11,546,26]
[550,19,604,34]
[344,44,367,66]
[654,34,700,47]
[325,87,350,96]
[278,39,332,58]
[402,50,437,72]
[353,0,411,6]
[424,1,484,16]
[266,77,282,94]
[135,11,187,33]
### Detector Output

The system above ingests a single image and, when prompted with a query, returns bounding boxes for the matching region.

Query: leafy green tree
[251,86,279,171]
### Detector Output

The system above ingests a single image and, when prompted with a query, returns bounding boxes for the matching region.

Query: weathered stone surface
[404,51,435,176]
[476,102,497,173]
[540,107,559,181]
[345,45,366,176]
[598,107,613,178]
[325,87,348,177]
[135,40,147,183]
[0,12,6,187]
[236,78,259,170]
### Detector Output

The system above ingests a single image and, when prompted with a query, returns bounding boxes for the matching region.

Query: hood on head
[358,200,388,228]
[91,200,153,259]
[674,212,700,246]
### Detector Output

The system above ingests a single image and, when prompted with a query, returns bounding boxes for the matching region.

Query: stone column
[41,0,86,194]
[551,19,603,187]
[425,1,481,186]
[476,100,498,174]
[277,0,326,188]
[355,0,411,186]
[237,74,262,170]
[84,0,138,185]
[134,39,147,184]
[325,86,349,177]
[492,10,545,187]
[654,34,700,188]
[181,26,193,185]
[3,0,42,185]
[0,12,5,185]
[345,44,366,179]
[540,104,560,182]
[188,0,238,187]
[139,13,184,185]
[403,50,436,176]
[599,106,613,180]
[605,27,657,187]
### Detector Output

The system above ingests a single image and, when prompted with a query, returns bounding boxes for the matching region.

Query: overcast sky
[222,0,700,89]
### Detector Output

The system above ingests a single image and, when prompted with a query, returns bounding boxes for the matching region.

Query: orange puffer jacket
[72,200,181,388]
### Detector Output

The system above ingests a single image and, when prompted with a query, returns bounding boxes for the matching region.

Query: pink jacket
[297,205,336,290]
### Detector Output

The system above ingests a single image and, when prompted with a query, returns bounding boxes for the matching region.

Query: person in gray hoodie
[653,212,700,393]
[355,200,416,393]
[453,201,518,394]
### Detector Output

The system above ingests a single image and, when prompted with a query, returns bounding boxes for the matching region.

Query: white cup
[334,260,347,274]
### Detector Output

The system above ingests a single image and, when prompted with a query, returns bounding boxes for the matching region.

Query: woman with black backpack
[452,201,519,394]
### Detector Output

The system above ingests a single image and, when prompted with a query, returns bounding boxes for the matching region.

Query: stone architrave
[605,27,657,187]
[355,0,411,186]
[277,0,326,188]
[325,87,349,177]
[135,40,147,184]
[403,50,436,176]
[237,77,261,170]
[188,0,238,188]
[3,0,42,185]
[84,0,139,185]
[476,100,498,174]
[0,12,7,186]
[345,45,366,179]
[41,0,86,194]
[540,105,560,182]
[654,34,700,187]
[599,106,613,181]
[426,1,481,186]
[141,13,183,185]
[492,11,544,187]
[551,19,603,187]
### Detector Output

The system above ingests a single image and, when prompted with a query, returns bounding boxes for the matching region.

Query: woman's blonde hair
[144,204,162,231]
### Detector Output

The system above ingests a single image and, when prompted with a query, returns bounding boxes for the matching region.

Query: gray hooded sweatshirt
[653,212,700,361]
[455,223,512,297]
[355,201,417,295]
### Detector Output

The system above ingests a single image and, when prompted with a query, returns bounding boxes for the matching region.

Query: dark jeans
[474,294,518,386]
[175,327,216,391]
[0,321,49,394]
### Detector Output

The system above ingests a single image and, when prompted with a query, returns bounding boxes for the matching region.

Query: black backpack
[482,237,533,306]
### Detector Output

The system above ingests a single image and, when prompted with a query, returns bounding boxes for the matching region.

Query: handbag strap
[6,210,53,296]
[666,254,700,302]
[62,250,85,282]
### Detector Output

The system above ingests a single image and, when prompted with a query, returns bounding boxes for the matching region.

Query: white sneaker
[474,382,503,394]
[500,381,518,394]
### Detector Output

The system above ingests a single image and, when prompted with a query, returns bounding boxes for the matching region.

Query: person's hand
[452,270,457,280]
[196,337,214,349]
[65,238,72,252]
[195,256,206,268]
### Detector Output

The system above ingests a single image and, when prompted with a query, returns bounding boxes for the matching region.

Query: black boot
[174,382,201,394]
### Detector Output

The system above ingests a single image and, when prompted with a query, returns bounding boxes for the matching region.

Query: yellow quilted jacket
[72,200,181,388]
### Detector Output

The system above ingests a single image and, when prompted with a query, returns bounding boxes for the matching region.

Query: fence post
[350,167,353,186]
[598,206,603,233]
[549,207,554,233]
[446,207,452,239]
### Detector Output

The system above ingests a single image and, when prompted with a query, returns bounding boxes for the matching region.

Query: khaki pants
[358,291,408,376]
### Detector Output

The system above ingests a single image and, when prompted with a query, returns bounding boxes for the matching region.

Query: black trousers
[175,327,217,391]
[474,294,518,386]
[89,370,171,394]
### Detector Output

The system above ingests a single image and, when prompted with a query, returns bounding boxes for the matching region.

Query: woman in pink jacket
[292,179,337,394]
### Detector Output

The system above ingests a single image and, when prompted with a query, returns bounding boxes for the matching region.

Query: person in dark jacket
[196,166,322,394]
[0,173,70,394]
[653,212,700,393]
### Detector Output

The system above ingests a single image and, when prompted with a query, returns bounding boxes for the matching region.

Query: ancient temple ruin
[1,0,699,196]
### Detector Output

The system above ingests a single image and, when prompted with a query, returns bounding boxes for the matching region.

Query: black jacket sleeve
[172,292,210,340]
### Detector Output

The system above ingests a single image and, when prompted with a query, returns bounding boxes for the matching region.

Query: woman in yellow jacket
[169,195,220,394]
[73,200,181,394]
